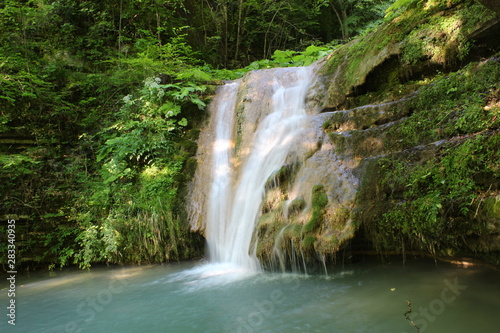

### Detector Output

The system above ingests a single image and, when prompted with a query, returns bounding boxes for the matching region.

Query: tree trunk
[264,2,284,59]
[155,1,161,46]
[329,0,348,40]
[234,0,244,62]
[223,2,228,67]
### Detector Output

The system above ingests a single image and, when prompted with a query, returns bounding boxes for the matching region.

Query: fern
[385,0,415,19]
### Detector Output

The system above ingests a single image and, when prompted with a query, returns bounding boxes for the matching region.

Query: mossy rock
[312,184,328,207]
[302,185,328,233]
[319,31,402,109]
[183,157,198,179]
[302,235,317,250]
[256,211,285,260]
[475,195,500,227]
[314,234,341,256]
[178,139,198,156]
[255,0,500,268]
[264,164,297,190]
[288,197,306,215]
[184,129,201,141]
[318,0,498,110]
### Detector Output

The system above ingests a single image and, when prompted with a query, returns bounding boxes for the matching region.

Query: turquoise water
[1,258,499,333]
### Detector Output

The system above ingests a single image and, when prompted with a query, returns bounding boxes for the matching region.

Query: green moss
[384,59,500,150]
[256,211,286,261]
[318,46,349,77]
[328,133,348,155]
[320,0,497,110]
[476,195,500,223]
[312,185,328,207]
[368,132,499,255]
[283,223,303,239]
[233,100,245,154]
[183,157,198,179]
[302,235,317,249]
[184,128,201,141]
[303,185,328,233]
[302,218,319,233]
[177,139,198,157]
[265,164,297,190]
[314,234,342,256]
[260,0,500,267]
[288,197,306,215]
[399,1,495,67]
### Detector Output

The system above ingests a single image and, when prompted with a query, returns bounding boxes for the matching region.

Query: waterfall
[204,67,315,271]
[205,81,239,267]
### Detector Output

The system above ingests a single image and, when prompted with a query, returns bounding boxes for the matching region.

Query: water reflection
[0,258,499,333]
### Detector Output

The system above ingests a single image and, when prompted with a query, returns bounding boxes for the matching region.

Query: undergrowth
[370,57,500,256]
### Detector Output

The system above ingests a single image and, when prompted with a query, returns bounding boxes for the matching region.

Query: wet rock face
[320,0,500,110]
[320,41,402,110]
[189,0,500,269]
[255,112,360,270]
[258,0,500,267]
[300,0,500,266]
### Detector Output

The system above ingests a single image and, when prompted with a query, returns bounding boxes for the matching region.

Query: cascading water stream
[205,67,314,271]
[205,82,239,267]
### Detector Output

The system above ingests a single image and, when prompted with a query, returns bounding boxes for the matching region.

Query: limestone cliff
[256,0,500,268]
[189,0,500,269]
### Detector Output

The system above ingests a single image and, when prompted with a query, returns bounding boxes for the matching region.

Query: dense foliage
[4,0,495,269]
[0,0,395,269]
[372,60,500,257]
[314,0,499,264]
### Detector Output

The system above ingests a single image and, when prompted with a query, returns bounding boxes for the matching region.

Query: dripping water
[205,67,315,271]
